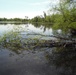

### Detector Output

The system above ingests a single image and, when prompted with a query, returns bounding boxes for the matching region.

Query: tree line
[0,18,29,22]
[30,0,76,29]
[0,0,76,30]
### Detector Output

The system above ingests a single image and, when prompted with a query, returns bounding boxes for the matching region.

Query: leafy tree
[52,0,76,29]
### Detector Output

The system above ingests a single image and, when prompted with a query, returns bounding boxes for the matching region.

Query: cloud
[29,1,50,6]
[52,0,59,4]
[29,0,59,7]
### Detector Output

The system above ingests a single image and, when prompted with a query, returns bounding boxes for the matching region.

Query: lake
[0,23,76,75]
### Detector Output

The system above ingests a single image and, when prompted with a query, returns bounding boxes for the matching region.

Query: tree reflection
[45,47,76,75]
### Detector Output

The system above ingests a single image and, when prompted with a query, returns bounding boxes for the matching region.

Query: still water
[0,23,76,75]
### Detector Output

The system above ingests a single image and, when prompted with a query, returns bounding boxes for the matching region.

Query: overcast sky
[0,0,59,19]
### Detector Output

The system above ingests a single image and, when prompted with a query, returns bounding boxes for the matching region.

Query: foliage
[0,0,76,31]
[30,0,76,31]
[30,16,44,23]
[52,0,76,30]
[0,18,29,22]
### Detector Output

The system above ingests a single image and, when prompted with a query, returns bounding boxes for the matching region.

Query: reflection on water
[0,23,76,75]
[45,46,76,75]
[0,46,76,75]
[0,23,53,36]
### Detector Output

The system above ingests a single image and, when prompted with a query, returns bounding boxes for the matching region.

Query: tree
[43,11,46,18]
[52,0,76,29]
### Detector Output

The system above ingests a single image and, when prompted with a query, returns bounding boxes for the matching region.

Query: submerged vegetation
[0,25,76,54]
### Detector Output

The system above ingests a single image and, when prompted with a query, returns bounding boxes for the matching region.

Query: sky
[0,0,59,19]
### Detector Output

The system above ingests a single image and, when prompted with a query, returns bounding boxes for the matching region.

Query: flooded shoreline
[0,23,76,75]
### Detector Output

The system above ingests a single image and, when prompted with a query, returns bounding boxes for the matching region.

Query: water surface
[0,23,76,75]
